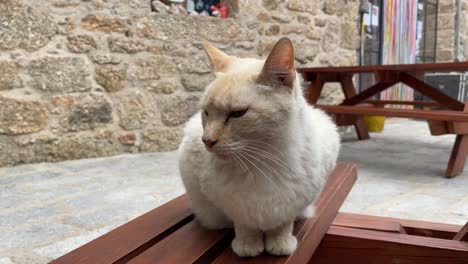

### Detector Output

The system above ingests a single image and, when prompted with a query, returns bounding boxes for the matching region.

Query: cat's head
[200,38,298,158]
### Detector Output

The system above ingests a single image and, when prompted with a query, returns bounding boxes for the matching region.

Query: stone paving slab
[0,119,467,263]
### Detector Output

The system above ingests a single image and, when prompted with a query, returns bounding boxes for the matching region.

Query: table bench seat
[317,104,468,122]
[50,161,468,264]
[51,163,358,264]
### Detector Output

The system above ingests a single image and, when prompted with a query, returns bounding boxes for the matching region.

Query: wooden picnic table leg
[305,74,325,104]
[454,222,468,241]
[445,134,468,177]
[445,101,468,178]
[339,74,370,140]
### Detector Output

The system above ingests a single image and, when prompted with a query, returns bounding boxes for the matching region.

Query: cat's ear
[203,41,234,73]
[258,37,296,88]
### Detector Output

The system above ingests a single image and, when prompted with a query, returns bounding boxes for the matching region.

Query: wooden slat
[400,73,464,110]
[428,120,468,135]
[128,221,232,264]
[332,214,405,234]
[50,196,192,264]
[305,75,325,104]
[454,222,468,241]
[339,74,370,140]
[317,105,468,122]
[312,226,468,264]
[298,61,468,75]
[212,163,358,264]
[341,82,397,106]
[365,100,442,107]
[333,213,461,239]
[445,101,468,178]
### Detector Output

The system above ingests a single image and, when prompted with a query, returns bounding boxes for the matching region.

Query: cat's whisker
[240,150,285,188]
[232,152,256,188]
[238,139,286,157]
[239,151,281,191]
[242,146,301,175]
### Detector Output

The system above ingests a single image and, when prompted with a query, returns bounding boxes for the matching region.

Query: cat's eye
[229,108,248,118]
[203,110,209,116]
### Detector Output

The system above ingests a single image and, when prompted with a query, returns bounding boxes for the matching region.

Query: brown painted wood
[454,222,468,241]
[333,213,461,240]
[400,73,464,110]
[446,134,468,177]
[312,226,468,264]
[305,76,325,104]
[428,120,468,135]
[341,81,398,106]
[365,100,442,107]
[212,163,358,264]
[333,114,357,126]
[332,214,405,234]
[339,74,370,140]
[445,101,468,177]
[428,120,451,135]
[317,105,468,122]
[127,221,232,264]
[50,196,192,264]
[298,61,468,76]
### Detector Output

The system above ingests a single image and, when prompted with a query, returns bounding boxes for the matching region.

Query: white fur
[178,55,340,257]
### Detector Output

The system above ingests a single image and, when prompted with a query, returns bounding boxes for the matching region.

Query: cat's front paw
[231,235,264,257]
[265,234,297,256]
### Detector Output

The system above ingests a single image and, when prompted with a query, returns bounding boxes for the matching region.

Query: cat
[178,37,340,257]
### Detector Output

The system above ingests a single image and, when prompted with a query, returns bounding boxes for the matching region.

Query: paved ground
[0,119,467,263]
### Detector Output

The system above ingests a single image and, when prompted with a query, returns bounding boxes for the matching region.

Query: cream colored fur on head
[178,38,340,257]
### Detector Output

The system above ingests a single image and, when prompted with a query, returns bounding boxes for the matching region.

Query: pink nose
[202,137,218,149]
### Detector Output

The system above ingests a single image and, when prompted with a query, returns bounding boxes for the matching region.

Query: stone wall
[436,0,468,61]
[0,0,358,167]
[461,0,468,60]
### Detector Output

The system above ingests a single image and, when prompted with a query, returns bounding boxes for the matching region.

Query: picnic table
[298,62,468,178]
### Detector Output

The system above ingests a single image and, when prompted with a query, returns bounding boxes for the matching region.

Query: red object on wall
[210,3,228,18]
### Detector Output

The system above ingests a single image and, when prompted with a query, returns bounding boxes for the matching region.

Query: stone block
[141,126,183,152]
[0,0,56,51]
[81,14,128,33]
[0,61,22,90]
[95,64,127,92]
[180,74,212,92]
[136,14,243,44]
[28,57,92,94]
[145,80,179,94]
[128,56,177,81]
[341,22,358,50]
[108,36,145,53]
[160,95,200,127]
[287,0,317,14]
[67,35,97,53]
[51,93,112,132]
[0,96,48,135]
[114,91,153,130]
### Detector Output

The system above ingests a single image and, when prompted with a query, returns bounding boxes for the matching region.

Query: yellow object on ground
[364,116,385,132]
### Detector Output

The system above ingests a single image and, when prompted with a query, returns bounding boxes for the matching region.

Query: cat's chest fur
[197,151,316,230]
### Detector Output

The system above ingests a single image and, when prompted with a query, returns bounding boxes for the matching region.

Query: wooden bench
[50,162,468,263]
[298,62,468,178]
[50,163,357,264]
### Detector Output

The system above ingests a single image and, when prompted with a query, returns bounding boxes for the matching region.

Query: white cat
[178,38,340,257]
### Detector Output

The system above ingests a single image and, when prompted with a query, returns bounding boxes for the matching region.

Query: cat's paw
[231,235,264,257]
[265,234,297,256]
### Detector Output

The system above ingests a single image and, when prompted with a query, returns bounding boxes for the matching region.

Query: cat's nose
[202,137,218,149]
